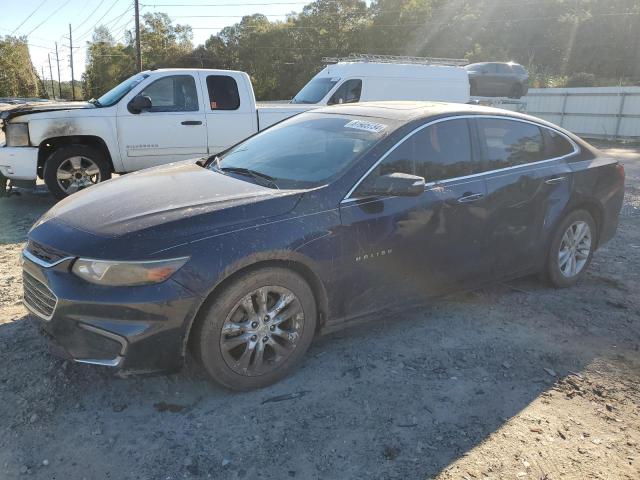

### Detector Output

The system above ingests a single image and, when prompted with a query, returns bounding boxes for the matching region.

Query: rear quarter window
[543,129,575,158]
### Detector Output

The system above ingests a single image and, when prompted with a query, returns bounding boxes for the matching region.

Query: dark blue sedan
[23,102,625,390]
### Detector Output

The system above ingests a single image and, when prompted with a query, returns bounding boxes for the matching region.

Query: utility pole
[40,66,47,98]
[134,0,142,72]
[48,53,55,99]
[55,42,62,99]
[68,24,76,100]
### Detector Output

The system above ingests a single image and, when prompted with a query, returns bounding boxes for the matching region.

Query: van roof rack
[322,53,468,67]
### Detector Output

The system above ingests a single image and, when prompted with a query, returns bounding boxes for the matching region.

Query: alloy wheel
[56,156,101,194]
[558,220,592,278]
[219,286,305,376]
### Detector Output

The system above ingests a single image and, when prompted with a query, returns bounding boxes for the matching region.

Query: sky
[1,0,309,82]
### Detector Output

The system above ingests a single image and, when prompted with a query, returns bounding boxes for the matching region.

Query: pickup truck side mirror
[356,172,425,198]
[128,94,152,114]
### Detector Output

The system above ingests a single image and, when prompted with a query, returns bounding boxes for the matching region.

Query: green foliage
[0,36,42,98]
[566,72,597,88]
[80,0,640,101]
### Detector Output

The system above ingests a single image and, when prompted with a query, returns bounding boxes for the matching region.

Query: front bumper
[22,251,203,373]
[0,146,38,180]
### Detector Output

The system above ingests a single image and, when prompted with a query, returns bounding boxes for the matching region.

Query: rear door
[336,118,490,316]
[199,72,257,154]
[116,73,208,170]
[474,116,575,279]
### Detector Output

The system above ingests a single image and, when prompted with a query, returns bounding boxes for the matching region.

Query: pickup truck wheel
[193,267,317,391]
[0,174,8,198]
[43,145,111,200]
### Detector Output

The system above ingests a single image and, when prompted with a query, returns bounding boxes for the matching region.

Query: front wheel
[193,267,317,391]
[544,210,596,288]
[43,145,111,200]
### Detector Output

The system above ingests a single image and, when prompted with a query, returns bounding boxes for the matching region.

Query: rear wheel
[193,267,317,391]
[43,145,111,200]
[509,83,523,99]
[544,210,596,288]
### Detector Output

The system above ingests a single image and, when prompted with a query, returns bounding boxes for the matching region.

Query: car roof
[312,101,536,122]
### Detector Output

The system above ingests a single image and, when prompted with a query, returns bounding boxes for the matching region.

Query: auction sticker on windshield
[344,120,387,134]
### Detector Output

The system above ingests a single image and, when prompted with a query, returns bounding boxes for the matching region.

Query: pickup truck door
[198,71,257,155]
[116,73,208,170]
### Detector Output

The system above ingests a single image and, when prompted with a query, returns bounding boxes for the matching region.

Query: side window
[413,119,474,182]
[206,75,240,110]
[139,75,198,112]
[544,128,575,158]
[328,79,362,105]
[476,118,545,170]
[355,119,474,194]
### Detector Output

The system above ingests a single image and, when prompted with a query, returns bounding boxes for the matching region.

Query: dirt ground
[0,144,639,480]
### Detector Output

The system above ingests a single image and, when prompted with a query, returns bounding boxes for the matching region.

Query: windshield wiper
[220,166,280,189]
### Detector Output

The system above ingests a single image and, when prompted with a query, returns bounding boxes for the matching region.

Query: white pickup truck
[1,64,469,198]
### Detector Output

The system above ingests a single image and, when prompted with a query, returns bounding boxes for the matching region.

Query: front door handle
[457,192,484,203]
[181,120,202,126]
[545,176,566,185]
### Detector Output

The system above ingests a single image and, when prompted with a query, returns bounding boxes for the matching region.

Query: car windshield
[212,113,391,189]
[291,77,339,104]
[95,73,149,107]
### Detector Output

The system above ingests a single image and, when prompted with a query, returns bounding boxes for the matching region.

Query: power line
[10,0,49,35]
[72,0,107,33]
[75,0,122,41]
[24,0,75,37]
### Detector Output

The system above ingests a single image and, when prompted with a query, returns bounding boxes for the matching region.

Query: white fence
[523,86,640,141]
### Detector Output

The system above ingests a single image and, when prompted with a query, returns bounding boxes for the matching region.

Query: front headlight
[72,257,189,286]
[6,123,30,146]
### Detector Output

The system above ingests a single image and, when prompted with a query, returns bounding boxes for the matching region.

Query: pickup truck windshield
[291,77,339,104]
[214,113,390,189]
[96,73,150,107]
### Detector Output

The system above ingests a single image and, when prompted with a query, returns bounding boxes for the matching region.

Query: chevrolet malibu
[22,102,624,390]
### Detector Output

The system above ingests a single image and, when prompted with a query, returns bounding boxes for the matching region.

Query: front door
[335,118,490,318]
[117,73,208,170]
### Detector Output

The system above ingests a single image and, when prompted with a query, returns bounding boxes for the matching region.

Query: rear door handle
[457,192,485,203]
[181,120,202,126]
[545,176,566,185]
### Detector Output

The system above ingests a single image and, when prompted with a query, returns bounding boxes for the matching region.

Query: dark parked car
[23,102,624,390]
[466,62,529,98]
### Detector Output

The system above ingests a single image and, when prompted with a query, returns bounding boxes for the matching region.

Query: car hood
[0,101,95,122]
[29,161,304,259]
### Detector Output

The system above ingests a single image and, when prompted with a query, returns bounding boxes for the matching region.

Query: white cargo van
[291,55,470,105]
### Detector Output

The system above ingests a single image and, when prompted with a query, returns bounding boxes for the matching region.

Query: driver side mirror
[357,173,425,198]
[128,94,152,114]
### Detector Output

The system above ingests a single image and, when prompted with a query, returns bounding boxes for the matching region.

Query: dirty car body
[22,102,624,382]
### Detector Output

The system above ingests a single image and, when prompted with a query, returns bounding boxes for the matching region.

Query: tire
[0,173,8,198]
[193,267,317,391]
[509,83,523,99]
[544,210,597,288]
[470,80,478,97]
[43,145,111,200]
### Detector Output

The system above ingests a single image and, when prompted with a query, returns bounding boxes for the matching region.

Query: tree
[0,36,41,98]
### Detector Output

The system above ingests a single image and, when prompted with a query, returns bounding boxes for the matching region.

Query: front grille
[23,271,57,320]
[26,240,67,264]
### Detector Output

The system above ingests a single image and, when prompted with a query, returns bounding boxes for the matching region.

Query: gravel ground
[0,144,639,480]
